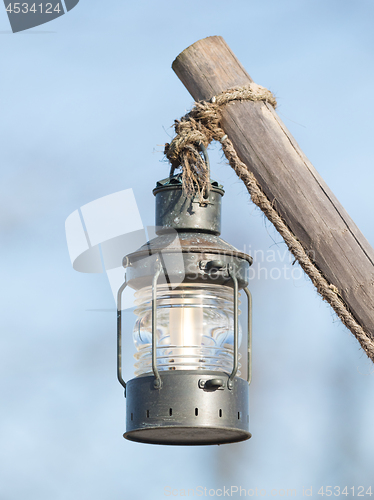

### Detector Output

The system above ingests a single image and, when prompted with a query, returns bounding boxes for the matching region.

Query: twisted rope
[164,83,374,362]
[165,84,276,199]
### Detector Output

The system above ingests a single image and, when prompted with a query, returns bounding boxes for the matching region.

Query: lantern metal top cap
[153,174,225,235]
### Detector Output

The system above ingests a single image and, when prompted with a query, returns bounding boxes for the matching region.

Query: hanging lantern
[117,158,253,445]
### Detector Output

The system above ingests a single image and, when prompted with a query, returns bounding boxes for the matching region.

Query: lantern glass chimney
[133,283,242,376]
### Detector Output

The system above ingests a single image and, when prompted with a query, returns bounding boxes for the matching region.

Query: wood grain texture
[172,36,374,341]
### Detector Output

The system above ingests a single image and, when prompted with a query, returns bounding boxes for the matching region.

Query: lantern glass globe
[132,283,242,376]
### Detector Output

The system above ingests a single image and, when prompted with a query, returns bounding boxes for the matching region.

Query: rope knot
[164,83,277,197]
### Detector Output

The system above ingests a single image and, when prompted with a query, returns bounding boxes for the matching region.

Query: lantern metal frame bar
[228,263,239,389]
[152,261,163,389]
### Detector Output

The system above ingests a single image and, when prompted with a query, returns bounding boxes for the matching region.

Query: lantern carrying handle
[244,287,253,385]
[117,262,163,393]
[227,265,253,388]
[117,278,129,392]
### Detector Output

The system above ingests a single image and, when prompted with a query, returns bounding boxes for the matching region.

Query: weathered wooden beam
[172,36,374,351]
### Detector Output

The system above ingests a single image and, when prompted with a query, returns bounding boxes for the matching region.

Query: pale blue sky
[1,1,374,499]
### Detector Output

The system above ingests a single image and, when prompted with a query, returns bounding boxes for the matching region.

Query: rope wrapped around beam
[164,83,374,362]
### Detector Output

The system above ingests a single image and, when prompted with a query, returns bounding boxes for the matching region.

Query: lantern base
[123,370,251,446]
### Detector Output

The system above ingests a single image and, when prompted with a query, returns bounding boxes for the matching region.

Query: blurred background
[1,0,374,498]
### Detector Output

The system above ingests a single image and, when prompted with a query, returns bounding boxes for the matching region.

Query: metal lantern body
[117,175,253,445]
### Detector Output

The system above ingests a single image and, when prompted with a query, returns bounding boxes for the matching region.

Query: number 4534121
[6,3,61,13]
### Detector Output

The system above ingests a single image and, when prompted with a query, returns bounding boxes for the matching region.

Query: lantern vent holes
[130,406,245,423]
[133,407,244,419]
